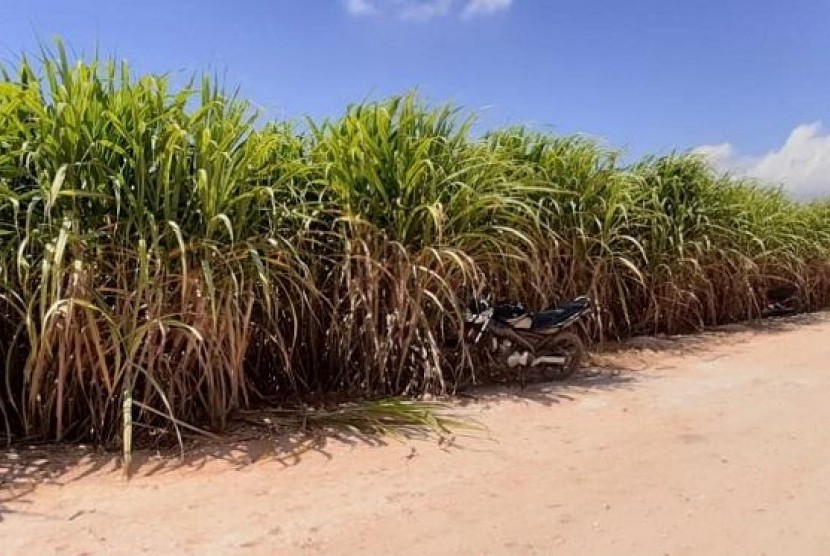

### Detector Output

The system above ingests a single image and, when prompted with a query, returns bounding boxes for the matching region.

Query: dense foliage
[1,45,828,447]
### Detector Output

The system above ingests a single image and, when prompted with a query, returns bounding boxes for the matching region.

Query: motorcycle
[464,295,594,384]
[761,285,801,318]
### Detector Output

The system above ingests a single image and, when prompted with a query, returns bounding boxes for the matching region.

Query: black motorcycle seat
[531,297,591,329]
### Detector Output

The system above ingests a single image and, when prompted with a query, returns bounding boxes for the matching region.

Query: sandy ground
[3,313,830,555]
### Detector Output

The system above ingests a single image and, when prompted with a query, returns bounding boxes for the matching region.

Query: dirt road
[3,314,830,555]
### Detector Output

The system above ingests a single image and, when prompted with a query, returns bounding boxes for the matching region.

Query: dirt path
[3,314,830,555]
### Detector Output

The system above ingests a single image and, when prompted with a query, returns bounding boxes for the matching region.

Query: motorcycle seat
[531,297,592,329]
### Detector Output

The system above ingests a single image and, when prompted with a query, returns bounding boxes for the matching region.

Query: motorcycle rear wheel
[538,331,584,381]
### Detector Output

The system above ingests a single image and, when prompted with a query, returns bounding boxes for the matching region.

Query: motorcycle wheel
[539,331,584,381]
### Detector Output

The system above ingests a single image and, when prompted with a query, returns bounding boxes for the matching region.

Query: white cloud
[344,0,377,16]
[462,0,513,18]
[342,0,512,21]
[695,122,830,200]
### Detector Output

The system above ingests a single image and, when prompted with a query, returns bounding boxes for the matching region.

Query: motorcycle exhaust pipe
[507,352,567,367]
[532,355,567,366]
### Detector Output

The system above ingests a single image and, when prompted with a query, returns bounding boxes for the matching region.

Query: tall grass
[1,44,828,448]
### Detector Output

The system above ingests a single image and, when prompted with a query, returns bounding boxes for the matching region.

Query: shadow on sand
[0,369,635,522]
[456,368,637,408]
[599,311,827,359]
[0,422,414,522]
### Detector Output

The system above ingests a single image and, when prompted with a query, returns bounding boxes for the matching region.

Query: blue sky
[2,0,829,197]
